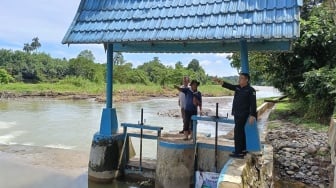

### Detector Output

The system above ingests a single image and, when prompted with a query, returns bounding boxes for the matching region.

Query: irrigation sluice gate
[88,104,267,187]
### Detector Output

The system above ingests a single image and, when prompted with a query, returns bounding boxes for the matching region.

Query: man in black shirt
[222,73,257,158]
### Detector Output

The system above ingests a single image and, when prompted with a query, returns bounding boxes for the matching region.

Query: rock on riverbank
[266,120,332,187]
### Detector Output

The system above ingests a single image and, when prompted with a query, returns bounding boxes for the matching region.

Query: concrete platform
[125,157,156,180]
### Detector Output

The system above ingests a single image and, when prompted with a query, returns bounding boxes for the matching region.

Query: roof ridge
[78,7,299,24]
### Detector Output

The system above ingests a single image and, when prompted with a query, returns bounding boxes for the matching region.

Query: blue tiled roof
[62,0,302,44]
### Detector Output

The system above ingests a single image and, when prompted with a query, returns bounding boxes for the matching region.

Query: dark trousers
[184,110,197,132]
[181,108,185,123]
[234,115,249,154]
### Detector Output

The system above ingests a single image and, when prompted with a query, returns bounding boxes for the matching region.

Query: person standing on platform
[175,80,202,140]
[178,76,190,134]
[221,73,257,158]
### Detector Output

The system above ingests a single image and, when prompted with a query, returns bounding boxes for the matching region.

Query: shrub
[0,68,14,84]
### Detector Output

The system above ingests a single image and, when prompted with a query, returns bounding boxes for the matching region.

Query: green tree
[137,57,166,83]
[226,2,336,123]
[68,57,98,82]
[227,53,240,74]
[113,62,133,84]
[128,69,150,84]
[77,50,95,62]
[228,52,271,85]
[113,52,125,65]
[175,61,184,69]
[0,68,14,84]
[187,59,202,72]
[186,59,208,84]
[30,37,41,53]
[265,5,336,123]
[23,43,33,53]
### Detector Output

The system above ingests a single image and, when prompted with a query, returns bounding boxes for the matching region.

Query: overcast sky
[0,0,238,77]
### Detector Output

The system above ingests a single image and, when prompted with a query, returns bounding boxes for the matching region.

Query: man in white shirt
[178,76,189,134]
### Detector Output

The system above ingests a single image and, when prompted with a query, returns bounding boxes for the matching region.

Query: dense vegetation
[0,48,233,85]
[229,2,336,124]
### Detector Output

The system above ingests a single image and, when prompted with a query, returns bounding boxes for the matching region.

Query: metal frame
[121,122,163,171]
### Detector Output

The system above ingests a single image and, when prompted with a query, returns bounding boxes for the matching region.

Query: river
[0,86,281,188]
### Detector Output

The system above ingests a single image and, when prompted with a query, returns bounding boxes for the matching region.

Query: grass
[267,121,282,130]
[316,149,329,157]
[257,98,269,107]
[0,82,105,95]
[0,82,233,97]
[269,100,329,132]
[198,84,233,96]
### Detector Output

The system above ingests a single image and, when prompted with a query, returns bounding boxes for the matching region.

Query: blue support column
[88,44,124,182]
[240,40,249,74]
[106,44,113,108]
[98,43,118,137]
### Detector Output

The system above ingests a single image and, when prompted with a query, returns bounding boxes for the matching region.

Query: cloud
[0,0,79,43]
[214,53,232,58]
[199,60,212,66]
[0,0,237,77]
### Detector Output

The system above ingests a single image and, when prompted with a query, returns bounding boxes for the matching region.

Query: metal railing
[191,103,235,172]
[120,108,163,171]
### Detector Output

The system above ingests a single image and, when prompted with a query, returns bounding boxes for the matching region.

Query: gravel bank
[266,120,332,188]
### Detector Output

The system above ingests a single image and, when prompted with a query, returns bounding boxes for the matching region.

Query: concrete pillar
[328,118,336,187]
[155,140,195,188]
[88,43,121,182]
[88,133,123,182]
[334,168,336,188]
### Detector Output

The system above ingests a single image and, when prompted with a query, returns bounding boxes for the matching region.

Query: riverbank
[0,144,88,175]
[0,144,89,188]
[0,83,234,103]
[266,120,332,187]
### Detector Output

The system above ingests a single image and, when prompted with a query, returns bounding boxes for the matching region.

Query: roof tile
[63,0,301,44]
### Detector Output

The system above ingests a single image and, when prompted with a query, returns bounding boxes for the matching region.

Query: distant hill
[223,75,238,84]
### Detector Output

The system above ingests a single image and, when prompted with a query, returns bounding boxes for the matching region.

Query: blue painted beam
[240,40,249,74]
[191,115,235,124]
[159,141,195,149]
[113,41,292,53]
[121,123,163,131]
[197,143,234,152]
[127,133,158,140]
[192,115,235,144]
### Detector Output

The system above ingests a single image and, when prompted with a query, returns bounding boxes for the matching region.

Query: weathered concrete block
[197,148,231,172]
[88,133,123,183]
[334,167,336,188]
[218,182,241,188]
[328,118,336,165]
[257,102,275,119]
[217,158,245,188]
[328,118,336,187]
[217,145,274,188]
[242,145,273,188]
[155,140,195,188]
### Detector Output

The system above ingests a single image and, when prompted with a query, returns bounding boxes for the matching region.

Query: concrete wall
[218,102,275,187]
[155,141,195,188]
[242,145,273,187]
[328,117,336,188]
[257,102,275,119]
[88,134,123,182]
[217,145,273,188]
[197,148,231,172]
